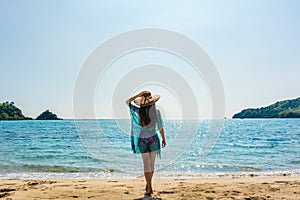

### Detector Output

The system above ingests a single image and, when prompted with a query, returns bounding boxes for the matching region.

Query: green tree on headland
[0,101,31,120]
[233,97,300,118]
[36,110,62,120]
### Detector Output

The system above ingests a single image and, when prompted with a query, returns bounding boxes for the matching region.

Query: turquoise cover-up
[128,102,164,158]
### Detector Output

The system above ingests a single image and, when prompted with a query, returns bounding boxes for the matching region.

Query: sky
[1,0,300,119]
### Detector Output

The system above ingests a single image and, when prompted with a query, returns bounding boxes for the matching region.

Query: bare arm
[159,128,166,148]
[125,91,149,106]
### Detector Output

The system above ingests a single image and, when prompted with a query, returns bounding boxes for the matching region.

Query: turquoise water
[0,119,299,178]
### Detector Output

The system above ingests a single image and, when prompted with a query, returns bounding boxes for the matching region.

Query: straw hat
[134,92,160,107]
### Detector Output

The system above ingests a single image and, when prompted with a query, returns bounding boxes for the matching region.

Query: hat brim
[134,94,160,107]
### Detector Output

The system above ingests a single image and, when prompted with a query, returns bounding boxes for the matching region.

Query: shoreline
[1,175,299,199]
[1,169,300,179]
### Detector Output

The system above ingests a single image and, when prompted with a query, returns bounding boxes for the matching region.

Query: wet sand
[1,175,299,199]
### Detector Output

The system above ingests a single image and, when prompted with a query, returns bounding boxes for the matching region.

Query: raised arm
[125,91,150,106]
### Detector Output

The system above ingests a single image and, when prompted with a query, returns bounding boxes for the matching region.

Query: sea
[0,119,299,179]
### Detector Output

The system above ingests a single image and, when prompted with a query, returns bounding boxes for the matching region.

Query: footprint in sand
[107,180,118,182]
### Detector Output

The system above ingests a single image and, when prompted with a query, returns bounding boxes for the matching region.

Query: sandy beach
[1,175,299,200]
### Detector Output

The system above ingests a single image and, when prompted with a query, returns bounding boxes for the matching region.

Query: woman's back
[129,102,164,154]
[129,103,163,132]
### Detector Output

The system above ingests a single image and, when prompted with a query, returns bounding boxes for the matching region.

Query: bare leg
[141,152,157,195]
[149,152,156,194]
[141,153,152,195]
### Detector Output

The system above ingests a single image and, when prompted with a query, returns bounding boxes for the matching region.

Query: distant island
[0,102,32,120]
[0,101,62,120]
[233,97,300,118]
[36,110,62,120]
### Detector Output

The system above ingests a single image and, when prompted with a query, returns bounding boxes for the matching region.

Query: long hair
[139,104,157,127]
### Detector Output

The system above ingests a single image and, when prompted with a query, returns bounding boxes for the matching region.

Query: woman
[126,90,166,196]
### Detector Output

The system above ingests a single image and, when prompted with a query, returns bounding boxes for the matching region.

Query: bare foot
[144,185,153,195]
